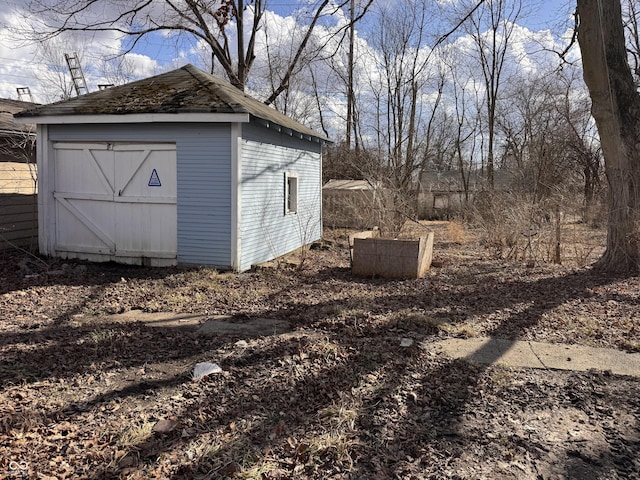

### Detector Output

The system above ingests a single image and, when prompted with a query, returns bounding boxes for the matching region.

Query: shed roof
[323,179,374,190]
[15,64,328,141]
[0,99,38,135]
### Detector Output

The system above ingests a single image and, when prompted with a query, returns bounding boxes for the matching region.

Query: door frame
[43,139,177,265]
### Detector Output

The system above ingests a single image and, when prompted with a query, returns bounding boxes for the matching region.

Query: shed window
[285,172,298,214]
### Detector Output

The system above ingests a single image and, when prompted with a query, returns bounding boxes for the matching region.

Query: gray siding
[0,193,38,251]
[48,123,232,267]
[240,122,322,271]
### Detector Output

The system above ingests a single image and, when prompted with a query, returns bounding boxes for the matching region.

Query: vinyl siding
[48,123,232,267]
[0,162,38,252]
[239,123,322,271]
[0,193,38,251]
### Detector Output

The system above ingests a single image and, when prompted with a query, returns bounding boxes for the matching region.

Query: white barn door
[53,142,177,265]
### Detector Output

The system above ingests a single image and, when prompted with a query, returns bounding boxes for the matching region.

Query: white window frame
[285,172,298,214]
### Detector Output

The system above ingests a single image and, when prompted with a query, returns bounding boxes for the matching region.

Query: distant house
[0,98,37,165]
[418,170,516,219]
[0,98,38,251]
[15,64,328,270]
[417,171,470,219]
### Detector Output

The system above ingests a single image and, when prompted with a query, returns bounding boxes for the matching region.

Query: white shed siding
[239,123,322,271]
[51,142,177,264]
[47,123,232,267]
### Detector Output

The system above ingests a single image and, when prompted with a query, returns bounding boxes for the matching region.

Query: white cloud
[0,2,174,103]
[0,0,585,152]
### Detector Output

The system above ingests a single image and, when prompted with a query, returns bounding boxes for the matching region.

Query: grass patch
[89,328,125,344]
[489,367,515,389]
[118,421,154,447]
[446,220,467,244]
[318,395,359,430]
[387,311,445,333]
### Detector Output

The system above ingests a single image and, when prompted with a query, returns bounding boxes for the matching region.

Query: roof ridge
[180,64,249,114]
[13,63,329,141]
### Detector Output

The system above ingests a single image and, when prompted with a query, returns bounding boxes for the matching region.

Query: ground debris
[0,224,638,478]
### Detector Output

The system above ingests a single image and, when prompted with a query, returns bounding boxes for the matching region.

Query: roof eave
[13,112,251,125]
[251,115,331,144]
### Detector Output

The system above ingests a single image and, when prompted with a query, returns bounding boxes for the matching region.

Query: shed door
[53,142,177,262]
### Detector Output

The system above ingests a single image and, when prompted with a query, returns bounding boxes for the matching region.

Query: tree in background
[553,69,603,223]
[21,0,372,105]
[460,0,522,188]
[622,0,640,87]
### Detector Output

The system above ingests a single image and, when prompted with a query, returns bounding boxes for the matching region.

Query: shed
[15,64,328,270]
[322,179,392,229]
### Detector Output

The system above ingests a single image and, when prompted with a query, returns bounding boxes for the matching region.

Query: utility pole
[346,0,355,150]
[64,53,89,96]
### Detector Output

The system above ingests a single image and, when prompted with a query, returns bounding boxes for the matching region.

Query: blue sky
[118,0,574,71]
[0,0,575,103]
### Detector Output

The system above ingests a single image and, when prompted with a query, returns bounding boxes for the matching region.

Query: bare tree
[553,69,603,222]
[97,55,139,87]
[461,0,523,188]
[497,74,571,201]
[577,0,640,272]
[0,124,35,167]
[622,0,640,86]
[446,54,480,201]
[21,0,373,104]
[32,38,79,102]
[369,1,443,188]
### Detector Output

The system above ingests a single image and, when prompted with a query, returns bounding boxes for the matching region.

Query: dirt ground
[1,221,639,479]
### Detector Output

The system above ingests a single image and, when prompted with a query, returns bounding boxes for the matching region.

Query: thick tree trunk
[577,0,640,273]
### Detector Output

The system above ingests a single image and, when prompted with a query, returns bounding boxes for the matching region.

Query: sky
[0,0,574,106]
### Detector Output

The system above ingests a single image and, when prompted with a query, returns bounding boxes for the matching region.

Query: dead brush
[317,393,359,430]
[89,327,125,345]
[0,407,46,435]
[235,458,280,479]
[118,421,154,447]
[566,220,601,267]
[308,337,344,361]
[199,431,279,479]
[387,311,443,334]
[471,192,554,264]
[489,367,515,389]
[318,303,346,318]
[299,431,361,473]
[445,220,467,244]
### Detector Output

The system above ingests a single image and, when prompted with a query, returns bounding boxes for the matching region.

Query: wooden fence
[0,162,38,252]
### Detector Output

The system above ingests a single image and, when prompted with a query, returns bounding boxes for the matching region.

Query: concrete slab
[432,337,640,377]
[84,311,291,337]
[93,311,207,328]
[197,316,290,337]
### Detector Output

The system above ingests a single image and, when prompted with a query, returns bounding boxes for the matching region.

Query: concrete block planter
[352,231,434,279]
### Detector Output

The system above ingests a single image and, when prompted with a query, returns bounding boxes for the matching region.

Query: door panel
[53,142,177,263]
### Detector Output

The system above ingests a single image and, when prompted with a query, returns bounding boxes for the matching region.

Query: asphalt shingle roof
[15,64,328,141]
[0,98,38,134]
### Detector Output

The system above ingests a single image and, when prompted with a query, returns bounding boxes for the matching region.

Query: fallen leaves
[0,224,640,478]
[152,418,179,435]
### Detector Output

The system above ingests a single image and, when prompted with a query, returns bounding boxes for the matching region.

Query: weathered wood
[352,232,434,279]
[0,162,37,194]
[0,193,38,251]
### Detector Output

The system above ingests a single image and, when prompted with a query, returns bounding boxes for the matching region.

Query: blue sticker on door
[148,168,162,187]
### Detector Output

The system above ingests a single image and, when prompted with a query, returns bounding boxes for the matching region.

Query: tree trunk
[577,0,640,273]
